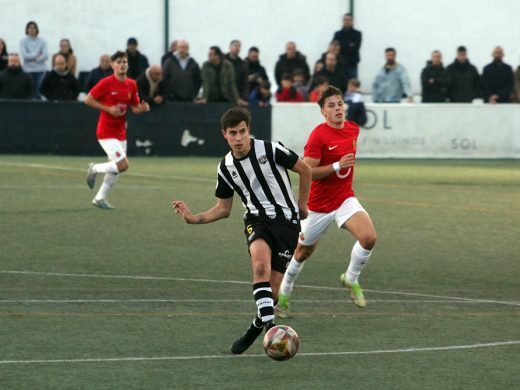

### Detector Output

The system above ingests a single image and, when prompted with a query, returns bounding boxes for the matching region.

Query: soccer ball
[262,325,299,361]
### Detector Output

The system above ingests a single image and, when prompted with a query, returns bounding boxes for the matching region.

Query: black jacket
[225,54,248,99]
[446,59,480,102]
[126,50,149,80]
[274,52,310,86]
[421,61,450,102]
[332,27,362,66]
[136,73,167,106]
[244,59,268,94]
[85,67,113,92]
[163,56,201,101]
[482,60,514,103]
[316,66,348,94]
[40,70,80,101]
[0,67,34,99]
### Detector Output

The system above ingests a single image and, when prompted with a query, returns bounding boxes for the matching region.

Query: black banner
[0,101,271,156]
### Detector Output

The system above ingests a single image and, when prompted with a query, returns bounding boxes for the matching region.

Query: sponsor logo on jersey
[278,250,292,260]
[257,155,268,164]
[231,171,238,178]
[328,145,338,150]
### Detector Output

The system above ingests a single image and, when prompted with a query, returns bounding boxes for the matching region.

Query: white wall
[1,0,519,89]
[271,103,520,159]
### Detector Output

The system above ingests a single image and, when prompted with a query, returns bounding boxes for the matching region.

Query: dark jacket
[482,60,514,103]
[420,61,450,102]
[225,54,248,99]
[163,56,201,101]
[136,72,167,106]
[344,92,367,126]
[244,59,268,93]
[0,50,7,72]
[126,50,149,79]
[317,65,348,94]
[332,27,362,66]
[40,70,80,101]
[85,67,113,92]
[446,59,480,102]
[274,52,310,86]
[0,66,34,99]
[201,59,239,103]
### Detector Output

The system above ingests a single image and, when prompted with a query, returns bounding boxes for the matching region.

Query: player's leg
[336,197,377,307]
[277,212,333,317]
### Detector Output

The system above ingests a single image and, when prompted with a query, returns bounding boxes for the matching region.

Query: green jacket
[201,59,239,103]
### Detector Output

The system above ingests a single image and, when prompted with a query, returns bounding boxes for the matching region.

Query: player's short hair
[25,21,39,35]
[110,51,127,62]
[317,85,343,108]
[220,107,251,131]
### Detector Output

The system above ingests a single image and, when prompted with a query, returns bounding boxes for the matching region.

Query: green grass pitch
[0,155,519,389]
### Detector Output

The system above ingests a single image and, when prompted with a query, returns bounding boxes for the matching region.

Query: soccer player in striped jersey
[173,107,311,354]
[276,85,377,317]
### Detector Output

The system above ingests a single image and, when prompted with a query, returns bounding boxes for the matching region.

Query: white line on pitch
[0,340,519,365]
[1,270,519,307]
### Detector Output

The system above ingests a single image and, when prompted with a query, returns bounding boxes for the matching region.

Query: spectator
[53,39,77,76]
[446,46,481,103]
[420,50,450,102]
[19,21,48,99]
[308,76,329,102]
[0,39,8,71]
[199,46,245,105]
[292,69,309,100]
[126,37,149,79]
[85,54,113,91]
[244,46,268,94]
[225,39,248,99]
[40,53,80,101]
[482,46,514,103]
[316,52,348,94]
[0,53,34,99]
[161,40,178,65]
[372,48,413,103]
[344,78,367,126]
[317,40,345,70]
[275,73,304,102]
[248,80,272,107]
[274,42,310,87]
[136,64,167,107]
[515,61,520,103]
[332,13,362,80]
[162,39,201,102]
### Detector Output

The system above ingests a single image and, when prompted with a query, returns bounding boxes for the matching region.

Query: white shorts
[299,197,367,246]
[98,139,127,163]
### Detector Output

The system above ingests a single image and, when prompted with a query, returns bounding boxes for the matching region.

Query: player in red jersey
[276,85,377,315]
[84,51,149,209]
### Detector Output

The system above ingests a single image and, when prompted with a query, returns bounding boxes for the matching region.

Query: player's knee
[359,232,377,250]
[117,159,129,172]
[252,262,270,280]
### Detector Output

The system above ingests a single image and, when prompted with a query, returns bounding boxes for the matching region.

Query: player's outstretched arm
[172,197,233,224]
[290,159,311,220]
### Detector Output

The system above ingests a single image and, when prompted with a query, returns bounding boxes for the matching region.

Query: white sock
[346,241,372,284]
[95,173,119,201]
[280,257,305,297]
[93,161,118,174]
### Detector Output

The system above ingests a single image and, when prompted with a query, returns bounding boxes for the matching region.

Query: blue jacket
[372,64,412,103]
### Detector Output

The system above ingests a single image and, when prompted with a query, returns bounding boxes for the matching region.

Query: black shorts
[243,214,301,274]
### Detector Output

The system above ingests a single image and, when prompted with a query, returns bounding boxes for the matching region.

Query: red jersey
[89,75,140,140]
[304,121,359,213]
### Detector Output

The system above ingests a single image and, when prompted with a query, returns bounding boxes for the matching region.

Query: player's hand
[172,200,195,223]
[338,153,355,169]
[141,102,150,112]
[107,105,122,117]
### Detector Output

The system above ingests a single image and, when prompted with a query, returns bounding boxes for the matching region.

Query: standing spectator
[372,48,413,103]
[0,53,34,99]
[274,42,310,87]
[275,73,304,102]
[420,50,450,103]
[317,40,344,69]
[482,46,514,103]
[40,53,80,101]
[332,13,362,81]
[161,40,178,66]
[126,37,149,79]
[19,21,48,99]
[0,39,8,71]
[514,61,520,103]
[316,52,348,94]
[199,46,244,105]
[446,46,481,103]
[309,76,329,102]
[244,46,268,94]
[248,80,272,107]
[85,54,113,91]
[136,64,167,107]
[344,79,367,126]
[162,39,201,102]
[52,39,77,76]
[225,40,248,100]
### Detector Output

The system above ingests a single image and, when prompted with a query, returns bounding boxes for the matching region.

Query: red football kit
[304,120,360,213]
[89,75,140,140]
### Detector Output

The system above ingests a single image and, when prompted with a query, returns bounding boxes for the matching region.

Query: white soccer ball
[262,325,299,361]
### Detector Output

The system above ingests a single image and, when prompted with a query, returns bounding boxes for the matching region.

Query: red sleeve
[90,77,107,100]
[304,127,323,160]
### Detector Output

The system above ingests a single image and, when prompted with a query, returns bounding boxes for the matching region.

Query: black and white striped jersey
[215,138,300,222]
